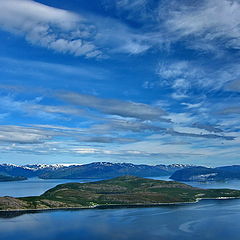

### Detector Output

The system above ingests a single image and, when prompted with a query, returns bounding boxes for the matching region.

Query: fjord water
[0,199,240,240]
[0,178,240,240]
[0,178,102,197]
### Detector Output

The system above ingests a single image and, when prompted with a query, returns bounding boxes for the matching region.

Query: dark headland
[0,175,27,182]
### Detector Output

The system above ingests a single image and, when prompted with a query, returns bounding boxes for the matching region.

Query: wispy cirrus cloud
[2,0,240,59]
[191,123,223,134]
[0,0,102,58]
[156,60,240,91]
[0,0,154,57]
[102,0,240,56]
[0,95,86,120]
[143,58,240,106]
[218,106,240,115]
[57,91,168,121]
[0,89,235,143]
[167,129,234,141]
[159,0,240,53]
[1,0,240,60]
[0,125,54,144]
[0,124,137,146]
[225,79,240,92]
[0,57,110,81]
[0,121,236,164]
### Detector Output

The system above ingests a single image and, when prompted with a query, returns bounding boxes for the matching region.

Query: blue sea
[0,177,240,240]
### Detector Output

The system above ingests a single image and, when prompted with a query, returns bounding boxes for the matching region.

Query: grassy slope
[1,176,240,211]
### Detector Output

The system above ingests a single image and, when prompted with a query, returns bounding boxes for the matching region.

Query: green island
[1,176,240,211]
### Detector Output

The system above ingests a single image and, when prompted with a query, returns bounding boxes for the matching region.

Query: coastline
[0,196,239,214]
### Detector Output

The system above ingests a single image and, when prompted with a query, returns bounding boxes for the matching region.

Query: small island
[0,175,27,182]
[0,176,240,211]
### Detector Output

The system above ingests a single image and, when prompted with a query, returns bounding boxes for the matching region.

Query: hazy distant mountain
[0,162,190,179]
[170,165,240,181]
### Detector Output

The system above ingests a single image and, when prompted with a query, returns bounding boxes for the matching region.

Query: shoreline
[0,196,239,214]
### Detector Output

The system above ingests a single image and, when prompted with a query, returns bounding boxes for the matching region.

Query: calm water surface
[0,178,102,197]
[0,177,239,240]
[0,199,240,240]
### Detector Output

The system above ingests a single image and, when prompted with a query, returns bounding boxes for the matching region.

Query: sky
[0,0,239,166]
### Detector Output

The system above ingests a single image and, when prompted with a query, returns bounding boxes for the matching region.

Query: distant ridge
[2,162,240,181]
[0,175,27,182]
[170,165,240,181]
[0,162,191,179]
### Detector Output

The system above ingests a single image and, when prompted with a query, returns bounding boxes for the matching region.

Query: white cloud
[57,91,167,121]
[155,59,240,97]
[0,0,102,58]
[3,0,239,59]
[161,0,240,52]
[90,13,153,55]
[0,95,86,120]
[157,61,197,79]
[171,92,188,100]
[181,102,203,109]
[102,0,240,57]
[0,125,54,144]
[168,112,195,126]
[0,0,155,57]
[171,78,190,99]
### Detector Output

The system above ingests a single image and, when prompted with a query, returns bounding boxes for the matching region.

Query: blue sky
[0,0,239,166]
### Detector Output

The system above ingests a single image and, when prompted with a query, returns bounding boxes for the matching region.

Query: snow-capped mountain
[23,163,82,171]
[0,162,192,179]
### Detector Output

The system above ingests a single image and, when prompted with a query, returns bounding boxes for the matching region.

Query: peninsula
[1,176,240,211]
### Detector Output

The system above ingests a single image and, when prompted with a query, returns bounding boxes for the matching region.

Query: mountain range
[0,162,190,179]
[1,162,240,181]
